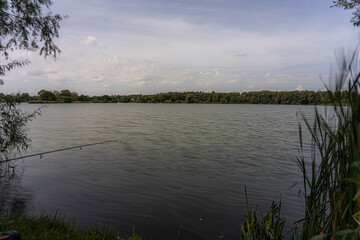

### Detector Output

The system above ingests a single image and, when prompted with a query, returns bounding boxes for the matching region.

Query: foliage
[0,213,142,240]
[0,0,62,156]
[240,188,285,240]
[0,0,62,83]
[38,89,56,101]
[8,89,346,105]
[295,49,360,239]
[0,101,40,155]
[332,0,360,26]
[60,89,71,96]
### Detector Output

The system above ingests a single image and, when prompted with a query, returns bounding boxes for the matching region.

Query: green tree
[60,96,72,103]
[70,92,79,101]
[78,94,90,102]
[332,0,360,26]
[0,0,62,156]
[38,89,56,101]
[19,92,30,102]
[0,0,63,83]
[0,102,40,154]
[60,89,71,97]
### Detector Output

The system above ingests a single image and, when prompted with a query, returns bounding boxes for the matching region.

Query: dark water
[1,103,319,239]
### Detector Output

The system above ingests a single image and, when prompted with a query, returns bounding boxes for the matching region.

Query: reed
[240,187,285,240]
[240,49,360,239]
[296,49,360,239]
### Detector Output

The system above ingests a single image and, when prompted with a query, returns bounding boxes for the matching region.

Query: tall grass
[240,187,285,240]
[296,49,360,239]
[240,49,360,239]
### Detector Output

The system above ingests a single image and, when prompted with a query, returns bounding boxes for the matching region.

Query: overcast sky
[3,0,359,95]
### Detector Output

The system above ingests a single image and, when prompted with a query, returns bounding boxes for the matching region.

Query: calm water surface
[1,104,320,239]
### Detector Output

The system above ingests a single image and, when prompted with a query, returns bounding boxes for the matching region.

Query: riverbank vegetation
[1,89,347,105]
[240,51,360,239]
[0,213,141,240]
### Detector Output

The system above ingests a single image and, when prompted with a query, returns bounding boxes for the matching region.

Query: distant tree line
[0,89,348,105]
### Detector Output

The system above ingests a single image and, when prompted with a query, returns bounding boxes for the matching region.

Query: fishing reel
[0,231,21,240]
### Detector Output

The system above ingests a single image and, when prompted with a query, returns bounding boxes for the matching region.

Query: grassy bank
[0,214,141,240]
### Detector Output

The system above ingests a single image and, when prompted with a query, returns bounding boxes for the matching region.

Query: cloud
[84,36,96,45]
[174,88,186,92]
[27,69,59,77]
[92,75,104,82]
[266,73,317,85]
[83,36,104,47]
[136,81,149,86]
[295,85,303,91]
[264,72,271,78]
[248,85,254,88]
[234,53,248,57]
[214,68,221,76]
[103,83,111,87]
[196,79,215,86]
[159,80,180,85]
[227,79,238,84]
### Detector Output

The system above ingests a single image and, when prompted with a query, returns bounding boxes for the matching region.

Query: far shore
[5,90,343,105]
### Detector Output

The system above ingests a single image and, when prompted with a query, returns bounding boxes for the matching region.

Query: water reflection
[0,161,32,215]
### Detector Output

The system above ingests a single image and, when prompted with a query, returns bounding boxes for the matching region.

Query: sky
[3,0,360,95]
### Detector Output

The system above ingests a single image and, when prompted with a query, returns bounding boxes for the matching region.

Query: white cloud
[266,73,317,85]
[214,68,221,77]
[136,81,149,86]
[196,79,215,86]
[159,80,180,85]
[83,36,104,47]
[84,36,97,45]
[227,79,238,84]
[234,53,248,57]
[264,72,272,78]
[174,88,186,92]
[295,85,303,91]
[92,76,104,82]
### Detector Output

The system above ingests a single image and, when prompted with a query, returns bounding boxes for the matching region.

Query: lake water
[0,103,319,239]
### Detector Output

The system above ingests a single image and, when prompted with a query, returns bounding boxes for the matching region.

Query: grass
[295,49,360,239]
[0,213,142,240]
[240,187,286,240]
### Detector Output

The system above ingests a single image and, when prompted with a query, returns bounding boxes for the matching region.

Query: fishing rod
[0,139,128,164]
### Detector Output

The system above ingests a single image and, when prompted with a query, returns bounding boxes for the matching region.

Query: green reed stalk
[240,49,360,239]
[297,49,360,239]
[240,187,285,240]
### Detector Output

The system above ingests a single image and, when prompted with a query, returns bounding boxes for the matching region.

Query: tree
[0,0,62,155]
[38,89,56,101]
[332,0,360,26]
[78,94,90,102]
[0,0,62,83]
[0,102,39,155]
[60,96,72,103]
[60,89,71,97]
[70,91,79,101]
